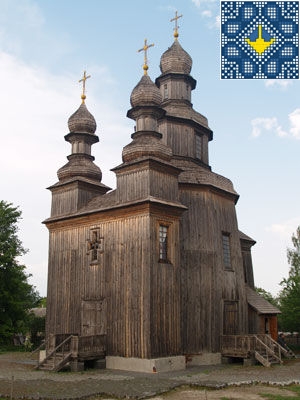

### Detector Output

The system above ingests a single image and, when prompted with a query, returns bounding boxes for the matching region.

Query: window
[195,134,202,159]
[159,225,168,261]
[164,84,168,99]
[222,233,232,270]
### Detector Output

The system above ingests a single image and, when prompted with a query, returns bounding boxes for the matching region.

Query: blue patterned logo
[221,1,299,79]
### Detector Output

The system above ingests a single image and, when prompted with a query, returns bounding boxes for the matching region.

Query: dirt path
[0,352,299,399]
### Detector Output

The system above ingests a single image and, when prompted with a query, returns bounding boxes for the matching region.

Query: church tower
[155,12,211,167]
[105,41,186,368]
[48,72,110,218]
[156,14,248,359]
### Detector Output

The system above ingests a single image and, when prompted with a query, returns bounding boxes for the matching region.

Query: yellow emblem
[245,25,276,54]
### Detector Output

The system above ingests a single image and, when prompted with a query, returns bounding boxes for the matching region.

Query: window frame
[195,133,202,160]
[159,224,169,262]
[164,84,169,99]
[222,232,232,270]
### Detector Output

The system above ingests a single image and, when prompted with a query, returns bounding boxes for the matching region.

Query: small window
[195,135,202,159]
[164,84,168,99]
[222,233,232,270]
[159,225,168,261]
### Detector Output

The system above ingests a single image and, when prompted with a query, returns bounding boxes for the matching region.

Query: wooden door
[81,300,107,336]
[223,301,238,335]
[266,316,278,340]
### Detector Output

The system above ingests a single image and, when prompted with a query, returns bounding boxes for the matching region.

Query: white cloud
[266,218,300,241]
[0,50,129,295]
[265,80,292,89]
[214,14,221,28]
[192,0,219,29]
[202,10,212,17]
[192,0,201,7]
[250,111,300,139]
[0,0,74,68]
[288,108,300,139]
[250,117,287,138]
[192,0,217,6]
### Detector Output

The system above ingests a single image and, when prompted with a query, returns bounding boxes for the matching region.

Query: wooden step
[38,352,72,371]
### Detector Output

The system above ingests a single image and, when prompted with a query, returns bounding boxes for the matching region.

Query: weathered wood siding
[104,213,151,358]
[179,187,248,353]
[50,182,105,218]
[160,122,195,158]
[115,162,179,203]
[159,121,209,165]
[241,241,255,288]
[150,212,181,357]
[46,204,182,359]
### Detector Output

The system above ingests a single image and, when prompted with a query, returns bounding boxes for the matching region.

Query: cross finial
[79,70,91,103]
[138,39,154,75]
[170,11,183,40]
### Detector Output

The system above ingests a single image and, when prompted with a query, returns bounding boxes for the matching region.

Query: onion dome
[122,131,172,163]
[130,75,162,107]
[68,103,97,134]
[160,40,192,75]
[57,154,102,182]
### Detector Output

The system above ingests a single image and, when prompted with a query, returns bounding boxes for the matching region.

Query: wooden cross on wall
[87,230,104,261]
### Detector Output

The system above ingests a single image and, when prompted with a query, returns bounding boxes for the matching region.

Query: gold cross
[138,39,154,75]
[170,11,183,40]
[79,70,91,103]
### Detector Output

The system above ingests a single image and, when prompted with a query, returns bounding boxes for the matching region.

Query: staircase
[36,335,76,372]
[253,335,283,367]
[221,334,285,367]
[38,352,72,371]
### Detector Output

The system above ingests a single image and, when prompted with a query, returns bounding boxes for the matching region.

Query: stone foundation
[185,353,221,366]
[106,355,186,373]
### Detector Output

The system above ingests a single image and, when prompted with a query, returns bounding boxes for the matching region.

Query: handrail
[36,335,74,370]
[221,334,283,366]
[31,338,48,356]
[254,335,282,364]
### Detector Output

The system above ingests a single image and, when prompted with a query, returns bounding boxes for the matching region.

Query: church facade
[43,20,280,372]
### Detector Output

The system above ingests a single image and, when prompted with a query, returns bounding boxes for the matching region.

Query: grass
[260,385,300,400]
[0,345,27,354]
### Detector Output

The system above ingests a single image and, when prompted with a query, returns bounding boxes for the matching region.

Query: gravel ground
[0,352,299,399]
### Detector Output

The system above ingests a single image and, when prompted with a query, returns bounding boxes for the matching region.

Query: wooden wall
[46,203,182,359]
[115,161,180,204]
[179,186,248,354]
[159,120,209,165]
[240,240,255,288]
[150,212,181,357]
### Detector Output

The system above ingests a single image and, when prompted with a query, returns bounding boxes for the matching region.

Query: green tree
[278,226,300,333]
[0,201,40,345]
[255,287,279,308]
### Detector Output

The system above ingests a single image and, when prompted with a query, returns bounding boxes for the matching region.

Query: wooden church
[41,15,281,372]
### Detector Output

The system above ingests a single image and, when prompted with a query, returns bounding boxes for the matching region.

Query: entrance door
[81,300,107,336]
[223,301,238,335]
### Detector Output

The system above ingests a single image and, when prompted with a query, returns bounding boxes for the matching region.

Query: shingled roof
[246,286,281,314]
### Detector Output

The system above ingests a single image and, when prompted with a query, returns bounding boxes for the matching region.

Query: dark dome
[68,103,97,134]
[130,75,162,107]
[160,40,192,75]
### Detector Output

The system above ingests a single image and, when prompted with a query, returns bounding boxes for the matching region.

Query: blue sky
[1,0,299,297]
